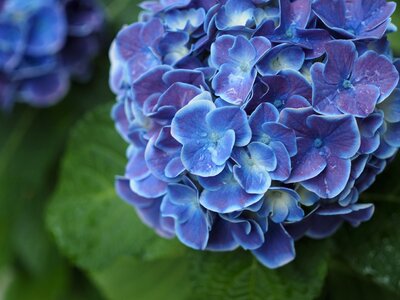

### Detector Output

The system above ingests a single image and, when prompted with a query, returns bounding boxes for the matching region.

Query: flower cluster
[111,0,400,268]
[0,0,105,110]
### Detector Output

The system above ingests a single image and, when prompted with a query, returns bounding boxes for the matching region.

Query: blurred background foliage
[0,1,400,299]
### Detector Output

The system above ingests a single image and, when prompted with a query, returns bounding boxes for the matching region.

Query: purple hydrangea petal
[323,40,357,85]
[302,156,351,199]
[287,137,327,183]
[306,114,360,159]
[352,51,399,102]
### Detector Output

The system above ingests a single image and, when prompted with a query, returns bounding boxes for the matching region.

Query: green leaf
[189,239,330,300]
[91,240,329,300]
[0,55,111,270]
[46,103,185,271]
[334,202,400,295]
[91,256,192,300]
[317,261,400,300]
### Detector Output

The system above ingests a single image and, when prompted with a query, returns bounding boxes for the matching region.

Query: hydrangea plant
[0,0,105,110]
[110,0,400,269]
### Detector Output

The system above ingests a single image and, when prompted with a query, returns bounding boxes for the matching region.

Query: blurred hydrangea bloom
[0,0,105,110]
[111,0,400,269]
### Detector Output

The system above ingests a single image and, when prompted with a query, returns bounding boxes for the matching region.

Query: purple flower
[313,0,396,40]
[312,40,399,117]
[211,34,271,105]
[282,107,360,198]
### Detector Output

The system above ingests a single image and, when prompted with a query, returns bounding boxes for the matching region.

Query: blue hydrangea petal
[181,141,226,177]
[171,99,215,143]
[230,220,265,250]
[269,141,291,181]
[130,173,168,199]
[0,21,24,70]
[27,4,67,56]
[352,51,399,102]
[212,63,257,105]
[280,107,314,137]
[215,0,256,30]
[228,35,257,64]
[199,167,263,213]
[302,156,351,199]
[116,177,154,208]
[352,0,396,35]
[337,83,380,117]
[232,142,277,194]
[252,222,295,269]
[379,88,400,123]
[295,28,332,59]
[257,44,305,76]
[307,114,360,159]
[341,204,375,227]
[132,65,170,108]
[287,137,327,183]
[250,36,272,61]
[311,63,342,115]
[164,8,205,32]
[137,199,175,238]
[261,122,297,156]
[323,40,357,85]
[19,72,69,107]
[176,209,210,250]
[206,217,239,251]
[264,187,304,223]
[210,35,235,67]
[206,106,252,146]
[158,32,190,65]
[279,0,312,30]
[249,103,279,134]
[384,122,400,148]
[126,149,151,180]
[210,129,236,165]
[261,70,312,111]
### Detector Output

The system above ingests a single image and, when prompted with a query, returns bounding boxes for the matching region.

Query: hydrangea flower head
[0,0,105,110]
[111,0,399,269]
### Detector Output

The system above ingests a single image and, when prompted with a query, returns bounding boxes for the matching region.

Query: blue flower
[312,40,399,117]
[115,18,164,82]
[313,0,396,40]
[199,166,263,213]
[263,188,304,223]
[0,0,104,110]
[214,0,257,31]
[255,0,331,59]
[111,0,399,269]
[171,97,252,176]
[161,179,212,250]
[282,107,361,198]
[211,34,271,105]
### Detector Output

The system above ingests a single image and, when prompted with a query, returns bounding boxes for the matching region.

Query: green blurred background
[0,1,400,299]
